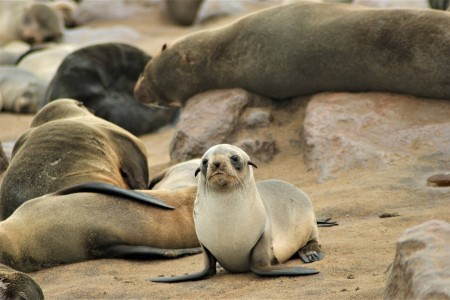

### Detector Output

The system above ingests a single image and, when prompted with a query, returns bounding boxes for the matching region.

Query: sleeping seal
[135,2,450,107]
[0,99,149,219]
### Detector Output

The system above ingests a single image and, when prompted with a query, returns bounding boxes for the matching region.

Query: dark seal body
[44,43,177,135]
[0,99,149,219]
[135,2,450,107]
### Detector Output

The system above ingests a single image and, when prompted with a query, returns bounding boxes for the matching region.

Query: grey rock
[303,92,450,182]
[169,88,272,162]
[234,139,277,163]
[384,220,450,300]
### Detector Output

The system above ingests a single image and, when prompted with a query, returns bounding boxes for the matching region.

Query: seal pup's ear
[195,167,201,177]
[162,43,167,51]
[248,161,258,168]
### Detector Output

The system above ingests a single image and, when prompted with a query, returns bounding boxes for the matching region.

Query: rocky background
[0,0,449,299]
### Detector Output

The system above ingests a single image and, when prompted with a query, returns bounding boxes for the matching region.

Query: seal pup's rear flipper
[55,182,175,209]
[102,245,202,258]
[316,218,338,227]
[149,245,217,283]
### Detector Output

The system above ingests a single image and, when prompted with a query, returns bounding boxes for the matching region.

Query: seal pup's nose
[213,161,221,168]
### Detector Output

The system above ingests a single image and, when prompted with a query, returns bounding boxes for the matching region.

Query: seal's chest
[195,210,265,273]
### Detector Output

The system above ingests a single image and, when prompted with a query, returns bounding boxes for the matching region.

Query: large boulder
[303,92,450,181]
[385,220,450,299]
[169,88,276,162]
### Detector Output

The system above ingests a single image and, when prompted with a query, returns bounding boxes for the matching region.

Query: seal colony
[135,1,450,107]
[152,144,323,282]
[0,99,149,219]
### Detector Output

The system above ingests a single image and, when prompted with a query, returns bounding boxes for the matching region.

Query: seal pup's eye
[230,155,242,171]
[202,159,208,166]
[230,155,239,162]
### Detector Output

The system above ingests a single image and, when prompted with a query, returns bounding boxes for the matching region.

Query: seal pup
[152,144,323,282]
[0,66,47,113]
[0,99,149,219]
[0,263,43,299]
[44,42,178,136]
[149,158,201,190]
[0,182,199,272]
[0,1,64,46]
[135,1,450,107]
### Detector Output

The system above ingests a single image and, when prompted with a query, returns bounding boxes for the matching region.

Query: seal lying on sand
[135,1,450,107]
[152,144,323,282]
[0,263,43,299]
[0,99,149,219]
[0,1,64,46]
[0,182,199,273]
[44,43,178,136]
[0,66,47,113]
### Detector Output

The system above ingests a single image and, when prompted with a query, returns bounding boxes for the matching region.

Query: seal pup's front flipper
[102,245,202,258]
[55,182,175,209]
[149,245,217,283]
[250,231,319,276]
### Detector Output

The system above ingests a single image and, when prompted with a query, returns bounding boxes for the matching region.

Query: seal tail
[55,182,175,209]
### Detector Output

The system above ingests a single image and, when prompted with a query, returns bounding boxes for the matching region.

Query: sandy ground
[0,2,449,299]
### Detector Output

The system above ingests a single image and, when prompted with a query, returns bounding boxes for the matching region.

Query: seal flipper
[298,240,324,263]
[317,218,338,227]
[149,245,217,283]
[55,182,175,209]
[102,245,202,258]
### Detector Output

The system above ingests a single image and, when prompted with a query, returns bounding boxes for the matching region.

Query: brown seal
[0,99,149,219]
[152,144,323,282]
[135,2,450,107]
[0,263,43,299]
[0,1,63,46]
[0,182,199,273]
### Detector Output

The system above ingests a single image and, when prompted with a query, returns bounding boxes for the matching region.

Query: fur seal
[152,144,323,282]
[0,66,47,113]
[0,1,64,46]
[428,0,449,10]
[0,99,149,219]
[0,182,199,273]
[44,43,178,136]
[0,263,43,299]
[135,2,450,107]
[149,158,201,190]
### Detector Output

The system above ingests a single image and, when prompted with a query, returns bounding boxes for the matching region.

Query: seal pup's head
[195,144,257,190]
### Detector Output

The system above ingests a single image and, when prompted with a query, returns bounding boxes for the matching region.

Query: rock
[234,139,277,163]
[427,173,450,187]
[169,88,272,162]
[384,220,450,299]
[303,92,450,182]
[244,108,272,128]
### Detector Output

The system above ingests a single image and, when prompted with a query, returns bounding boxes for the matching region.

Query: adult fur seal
[0,99,149,219]
[44,43,178,136]
[135,2,450,107]
[0,263,43,299]
[152,144,323,282]
[0,182,199,273]
[0,1,63,46]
